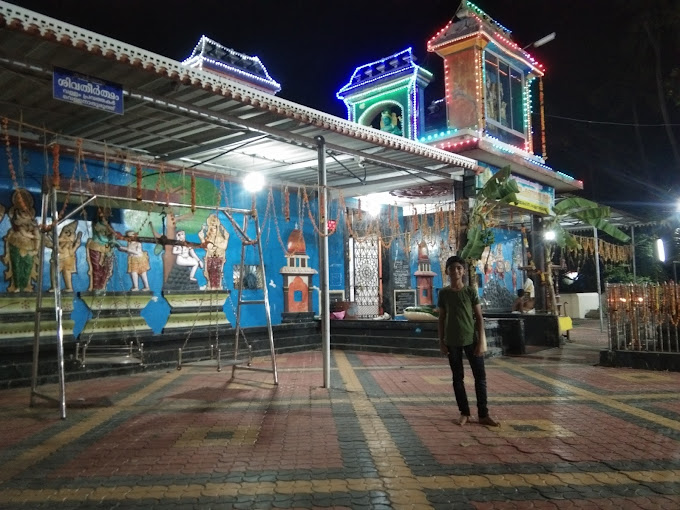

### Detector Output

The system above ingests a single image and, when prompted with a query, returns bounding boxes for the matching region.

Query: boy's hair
[445,255,466,270]
[517,289,525,297]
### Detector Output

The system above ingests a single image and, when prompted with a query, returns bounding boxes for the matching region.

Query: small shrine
[336,48,433,140]
[414,241,436,305]
[280,228,317,323]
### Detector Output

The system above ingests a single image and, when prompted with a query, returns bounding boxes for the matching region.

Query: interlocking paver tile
[0,322,678,508]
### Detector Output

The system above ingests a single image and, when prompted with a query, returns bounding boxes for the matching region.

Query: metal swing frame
[30,181,277,419]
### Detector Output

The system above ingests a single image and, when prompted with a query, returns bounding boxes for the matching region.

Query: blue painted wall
[1,147,525,335]
[0,147,345,333]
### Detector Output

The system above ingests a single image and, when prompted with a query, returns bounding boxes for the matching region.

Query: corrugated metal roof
[0,2,483,199]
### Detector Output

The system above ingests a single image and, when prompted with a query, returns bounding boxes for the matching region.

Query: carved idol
[3,189,40,293]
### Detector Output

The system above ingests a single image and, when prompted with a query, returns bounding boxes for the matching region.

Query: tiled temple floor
[0,320,678,509]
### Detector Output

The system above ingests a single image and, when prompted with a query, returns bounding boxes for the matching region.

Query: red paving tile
[0,320,678,508]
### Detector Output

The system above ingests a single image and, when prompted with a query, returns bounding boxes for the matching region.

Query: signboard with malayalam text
[53,67,124,115]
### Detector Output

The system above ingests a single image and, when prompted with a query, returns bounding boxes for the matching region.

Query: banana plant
[542,197,631,314]
[459,166,519,289]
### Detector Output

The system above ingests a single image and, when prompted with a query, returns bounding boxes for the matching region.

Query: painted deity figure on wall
[49,221,82,292]
[86,213,118,292]
[118,231,150,291]
[173,230,203,282]
[3,189,40,293]
[198,214,229,290]
[380,109,402,136]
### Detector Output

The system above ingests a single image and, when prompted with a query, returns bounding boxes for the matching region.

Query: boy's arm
[473,303,487,356]
[438,306,448,355]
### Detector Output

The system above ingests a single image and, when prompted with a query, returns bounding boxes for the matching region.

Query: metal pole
[631,225,636,281]
[593,227,603,333]
[315,135,330,388]
[31,181,50,405]
[50,185,67,418]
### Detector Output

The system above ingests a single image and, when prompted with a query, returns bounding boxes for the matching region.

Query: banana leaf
[550,197,630,243]
[480,166,520,203]
[460,226,486,261]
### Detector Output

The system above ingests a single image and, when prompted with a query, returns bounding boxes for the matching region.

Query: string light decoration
[475,38,483,131]
[336,47,432,140]
[182,35,281,93]
[539,77,547,159]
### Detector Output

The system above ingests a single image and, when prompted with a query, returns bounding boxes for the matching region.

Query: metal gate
[349,235,380,318]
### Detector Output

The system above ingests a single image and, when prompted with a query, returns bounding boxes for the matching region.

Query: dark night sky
[9,0,680,219]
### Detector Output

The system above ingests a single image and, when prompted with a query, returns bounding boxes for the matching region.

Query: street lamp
[656,239,666,262]
[243,172,264,193]
[523,32,556,50]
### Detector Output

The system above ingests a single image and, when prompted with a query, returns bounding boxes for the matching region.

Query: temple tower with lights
[336,48,433,140]
[425,1,546,156]
[280,228,317,323]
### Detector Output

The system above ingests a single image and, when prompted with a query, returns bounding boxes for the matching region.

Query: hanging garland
[2,117,28,212]
[136,164,143,201]
[283,186,290,222]
[52,144,60,189]
[190,174,196,213]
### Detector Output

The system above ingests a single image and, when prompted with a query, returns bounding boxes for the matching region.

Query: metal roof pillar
[316,136,331,388]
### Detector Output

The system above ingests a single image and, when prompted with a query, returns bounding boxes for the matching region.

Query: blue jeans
[447,343,489,418]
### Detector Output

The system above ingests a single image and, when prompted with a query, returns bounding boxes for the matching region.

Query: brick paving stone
[0,321,678,508]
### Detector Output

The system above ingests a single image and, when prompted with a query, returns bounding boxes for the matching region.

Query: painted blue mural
[0,147,346,336]
[1,146,528,341]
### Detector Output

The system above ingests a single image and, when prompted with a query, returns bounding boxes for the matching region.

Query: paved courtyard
[0,320,678,509]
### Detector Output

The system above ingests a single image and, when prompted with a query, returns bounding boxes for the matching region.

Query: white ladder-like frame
[31,184,278,419]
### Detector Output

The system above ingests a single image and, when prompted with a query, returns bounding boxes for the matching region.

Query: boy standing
[438,255,500,427]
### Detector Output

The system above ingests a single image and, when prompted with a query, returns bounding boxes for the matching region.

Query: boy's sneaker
[456,414,469,426]
[479,416,501,427]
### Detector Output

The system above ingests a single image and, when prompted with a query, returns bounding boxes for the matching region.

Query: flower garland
[136,164,143,201]
[190,174,196,213]
[283,186,290,222]
[2,117,27,212]
[52,144,60,189]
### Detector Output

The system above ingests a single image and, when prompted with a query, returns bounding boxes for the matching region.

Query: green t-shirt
[437,285,480,347]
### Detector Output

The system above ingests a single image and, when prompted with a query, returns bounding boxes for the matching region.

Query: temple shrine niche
[280,228,317,323]
[336,48,432,140]
[414,241,436,305]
